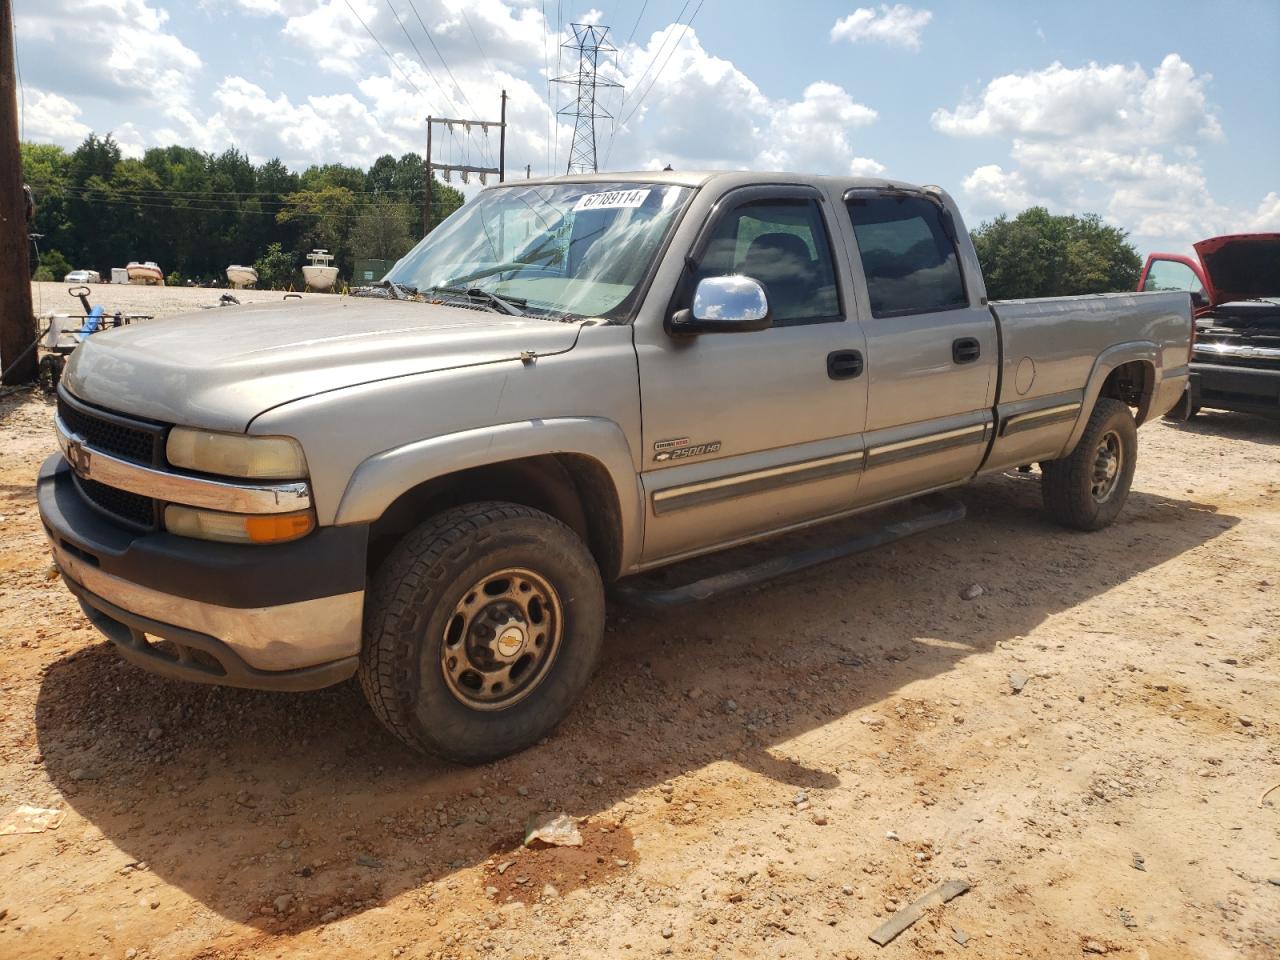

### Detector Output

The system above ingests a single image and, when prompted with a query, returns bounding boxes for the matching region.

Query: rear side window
[846,195,968,318]
[695,198,841,325]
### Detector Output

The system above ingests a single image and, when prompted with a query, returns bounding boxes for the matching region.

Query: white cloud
[936,54,1267,249]
[607,27,881,175]
[849,156,887,177]
[21,1,885,190]
[831,5,932,51]
[24,89,92,146]
[933,54,1219,145]
[962,164,1034,211]
[20,0,202,106]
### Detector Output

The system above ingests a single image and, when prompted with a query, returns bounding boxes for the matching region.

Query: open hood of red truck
[1193,233,1280,304]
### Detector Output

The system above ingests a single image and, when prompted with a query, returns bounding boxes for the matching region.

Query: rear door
[840,190,998,506]
[634,185,869,562]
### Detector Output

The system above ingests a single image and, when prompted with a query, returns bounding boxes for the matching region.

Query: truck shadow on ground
[33,470,1237,934]
[1161,410,1280,445]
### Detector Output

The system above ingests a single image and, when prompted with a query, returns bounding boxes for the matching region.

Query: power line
[383,0,460,117]
[458,7,499,82]
[541,0,552,176]
[553,0,563,175]
[343,0,424,97]
[624,0,650,45]
[602,0,691,167]
[404,0,494,166]
[45,189,415,221]
[606,0,705,166]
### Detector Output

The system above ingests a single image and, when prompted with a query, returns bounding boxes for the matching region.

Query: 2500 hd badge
[653,438,722,462]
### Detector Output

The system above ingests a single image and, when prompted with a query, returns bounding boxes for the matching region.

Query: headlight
[164,505,314,544]
[166,428,307,479]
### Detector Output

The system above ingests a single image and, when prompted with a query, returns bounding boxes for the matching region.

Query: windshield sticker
[573,189,651,212]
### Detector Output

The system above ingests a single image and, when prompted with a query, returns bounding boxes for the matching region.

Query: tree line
[22,135,1143,299]
[21,134,465,288]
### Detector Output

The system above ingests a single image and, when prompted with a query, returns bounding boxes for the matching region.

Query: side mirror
[668,275,772,336]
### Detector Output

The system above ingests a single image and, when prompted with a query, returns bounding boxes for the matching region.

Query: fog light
[164,505,314,544]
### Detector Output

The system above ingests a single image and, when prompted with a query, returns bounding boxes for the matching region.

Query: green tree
[971,207,1143,300]
[351,197,416,262]
[276,185,358,275]
[34,248,72,281]
[253,242,298,290]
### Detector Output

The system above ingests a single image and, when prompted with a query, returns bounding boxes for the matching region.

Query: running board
[611,494,966,610]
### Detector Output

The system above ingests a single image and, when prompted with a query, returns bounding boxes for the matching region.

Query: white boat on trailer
[126,261,164,285]
[302,249,338,292]
[226,264,258,289]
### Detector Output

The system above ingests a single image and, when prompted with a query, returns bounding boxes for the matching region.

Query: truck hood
[1194,233,1280,305]
[63,297,583,431]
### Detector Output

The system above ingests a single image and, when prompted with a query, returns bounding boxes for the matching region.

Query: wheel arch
[1058,343,1160,456]
[337,418,642,580]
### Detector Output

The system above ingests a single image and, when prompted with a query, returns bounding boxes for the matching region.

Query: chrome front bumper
[39,455,368,689]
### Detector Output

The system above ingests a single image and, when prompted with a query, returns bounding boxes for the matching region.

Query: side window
[845,195,968,318]
[1143,259,1204,294]
[695,198,841,325]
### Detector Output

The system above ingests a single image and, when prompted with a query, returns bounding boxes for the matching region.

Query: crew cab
[38,172,1192,763]
[1139,233,1280,419]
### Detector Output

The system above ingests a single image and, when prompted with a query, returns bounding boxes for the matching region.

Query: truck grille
[57,388,167,530]
[56,389,165,466]
[75,476,158,530]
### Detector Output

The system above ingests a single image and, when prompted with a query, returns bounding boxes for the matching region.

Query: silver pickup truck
[38,171,1191,762]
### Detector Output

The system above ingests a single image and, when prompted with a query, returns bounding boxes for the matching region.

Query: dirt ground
[1,285,1277,959]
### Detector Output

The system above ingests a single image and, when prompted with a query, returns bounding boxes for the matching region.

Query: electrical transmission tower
[553,24,622,174]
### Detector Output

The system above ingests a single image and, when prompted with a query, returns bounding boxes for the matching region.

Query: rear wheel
[1040,398,1137,531]
[359,502,604,763]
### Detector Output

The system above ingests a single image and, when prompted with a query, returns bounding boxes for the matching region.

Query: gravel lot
[1,284,1277,959]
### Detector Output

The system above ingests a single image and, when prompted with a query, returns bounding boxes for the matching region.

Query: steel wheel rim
[1090,430,1123,503]
[440,567,563,711]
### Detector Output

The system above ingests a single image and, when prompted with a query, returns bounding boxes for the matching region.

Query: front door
[840,191,998,506]
[635,186,869,563]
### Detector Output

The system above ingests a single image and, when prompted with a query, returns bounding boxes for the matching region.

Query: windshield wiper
[428,285,527,316]
[353,279,418,300]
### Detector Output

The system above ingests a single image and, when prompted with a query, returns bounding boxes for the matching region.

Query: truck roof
[506,169,934,195]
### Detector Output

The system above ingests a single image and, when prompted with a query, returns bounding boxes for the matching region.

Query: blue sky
[15,0,1280,253]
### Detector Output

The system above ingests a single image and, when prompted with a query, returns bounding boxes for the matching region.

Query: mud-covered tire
[1040,398,1137,531]
[359,502,604,763]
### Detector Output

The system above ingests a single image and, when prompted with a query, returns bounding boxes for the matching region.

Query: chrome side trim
[999,402,1082,438]
[55,416,311,514]
[652,450,865,516]
[865,423,988,468]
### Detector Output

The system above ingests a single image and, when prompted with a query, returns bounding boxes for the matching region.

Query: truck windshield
[384,182,692,321]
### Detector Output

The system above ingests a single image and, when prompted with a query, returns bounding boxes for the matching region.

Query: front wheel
[359,502,604,763]
[1040,398,1137,531]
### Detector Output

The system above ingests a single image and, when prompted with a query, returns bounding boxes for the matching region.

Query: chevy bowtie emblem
[65,439,93,478]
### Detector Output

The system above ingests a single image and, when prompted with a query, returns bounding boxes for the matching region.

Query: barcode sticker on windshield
[573,189,651,212]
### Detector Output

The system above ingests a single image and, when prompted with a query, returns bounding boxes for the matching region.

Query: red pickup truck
[1139,233,1280,420]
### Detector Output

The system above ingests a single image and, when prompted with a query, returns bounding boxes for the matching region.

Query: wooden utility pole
[423,115,433,236]
[0,0,36,385]
[498,89,507,183]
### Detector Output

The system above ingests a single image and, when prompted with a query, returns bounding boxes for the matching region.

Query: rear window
[846,195,968,318]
